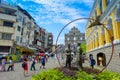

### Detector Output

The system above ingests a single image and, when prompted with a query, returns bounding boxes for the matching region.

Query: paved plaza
[0,54,113,80]
[0,57,63,80]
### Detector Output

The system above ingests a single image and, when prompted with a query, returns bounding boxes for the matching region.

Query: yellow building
[86,0,120,72]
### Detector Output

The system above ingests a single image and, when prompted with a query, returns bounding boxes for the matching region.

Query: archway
[97,53,106,66]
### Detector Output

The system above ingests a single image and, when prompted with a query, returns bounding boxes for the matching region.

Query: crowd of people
[0,50,51,77]
[21,51,50,76]
[0,45,96,77]
[0,56,14,72]
[64,43,96,70]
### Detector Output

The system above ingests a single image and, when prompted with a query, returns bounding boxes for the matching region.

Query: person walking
[7,57,13,71]
[90,58,96,69]
[65,44,72,69]
[0,57,2,71]
[30,57,36,71]
[40,55,45,69]
[1,56,7,72]
[22,58,28,77]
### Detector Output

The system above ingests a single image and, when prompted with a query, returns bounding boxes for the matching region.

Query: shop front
[20,47,36,56]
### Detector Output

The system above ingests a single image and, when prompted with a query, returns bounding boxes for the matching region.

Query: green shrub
[31,68,120,80]
[31,69,71,80]
[75,71,93,80]
[95,70,120,80]
[80,43,86,53]
[11,54,19,61]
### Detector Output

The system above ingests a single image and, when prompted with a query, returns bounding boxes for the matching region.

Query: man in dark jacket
[65,44,72,69]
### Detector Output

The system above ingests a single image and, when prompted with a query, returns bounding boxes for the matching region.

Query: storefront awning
[16,45,37,53]
[28,47,37,50]
[21,47,37,53]
[16,46,21,49]
[0,52,9,55]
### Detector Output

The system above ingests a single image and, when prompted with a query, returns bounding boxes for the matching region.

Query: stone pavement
[0,55,104,80]
[0,57,64,80]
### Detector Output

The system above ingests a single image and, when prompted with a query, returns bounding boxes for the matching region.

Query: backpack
[22,62,25,68]
[33,61,36,64]
[41,56,45,63]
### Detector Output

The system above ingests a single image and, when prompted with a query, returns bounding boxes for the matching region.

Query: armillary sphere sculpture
[53,17,114,73]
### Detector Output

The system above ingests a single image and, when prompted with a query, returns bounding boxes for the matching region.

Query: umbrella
[2,55,6,57]
[39,53,44,56]
[45,52,48,55]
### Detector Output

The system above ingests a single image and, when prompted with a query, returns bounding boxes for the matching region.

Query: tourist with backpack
[7,57,13,71]
[40,55,46,69]
[22,58,28,77]
[90,58,96,69]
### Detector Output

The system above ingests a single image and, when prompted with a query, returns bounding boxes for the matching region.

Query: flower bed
[31,67,120,80]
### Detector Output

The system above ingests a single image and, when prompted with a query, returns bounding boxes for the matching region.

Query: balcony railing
[0,25,15,34]
[0,12,16,22]
[0,39,13,46]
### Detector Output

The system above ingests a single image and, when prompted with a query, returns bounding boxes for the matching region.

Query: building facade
[0,1,17,55]
[44,32,53,52]
[15,6,35,55]
[0,1,49,56]
[65,26,85,46]
[34,24,46,51]
[86,0,120,72]
[47,33,53,52]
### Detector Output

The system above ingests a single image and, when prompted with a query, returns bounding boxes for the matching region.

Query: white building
[0,1,17,55]
[0,0,50,56]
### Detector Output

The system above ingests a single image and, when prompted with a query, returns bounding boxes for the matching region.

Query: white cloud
[7,0,93,45]
[16,0,92,30]
[8,0,93,19]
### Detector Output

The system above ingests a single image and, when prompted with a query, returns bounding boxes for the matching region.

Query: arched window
[74,37,76,41]
[80,37,82,40]
[67,37,69,41]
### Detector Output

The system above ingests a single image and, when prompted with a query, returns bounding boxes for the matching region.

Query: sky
[4,0,94,44]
